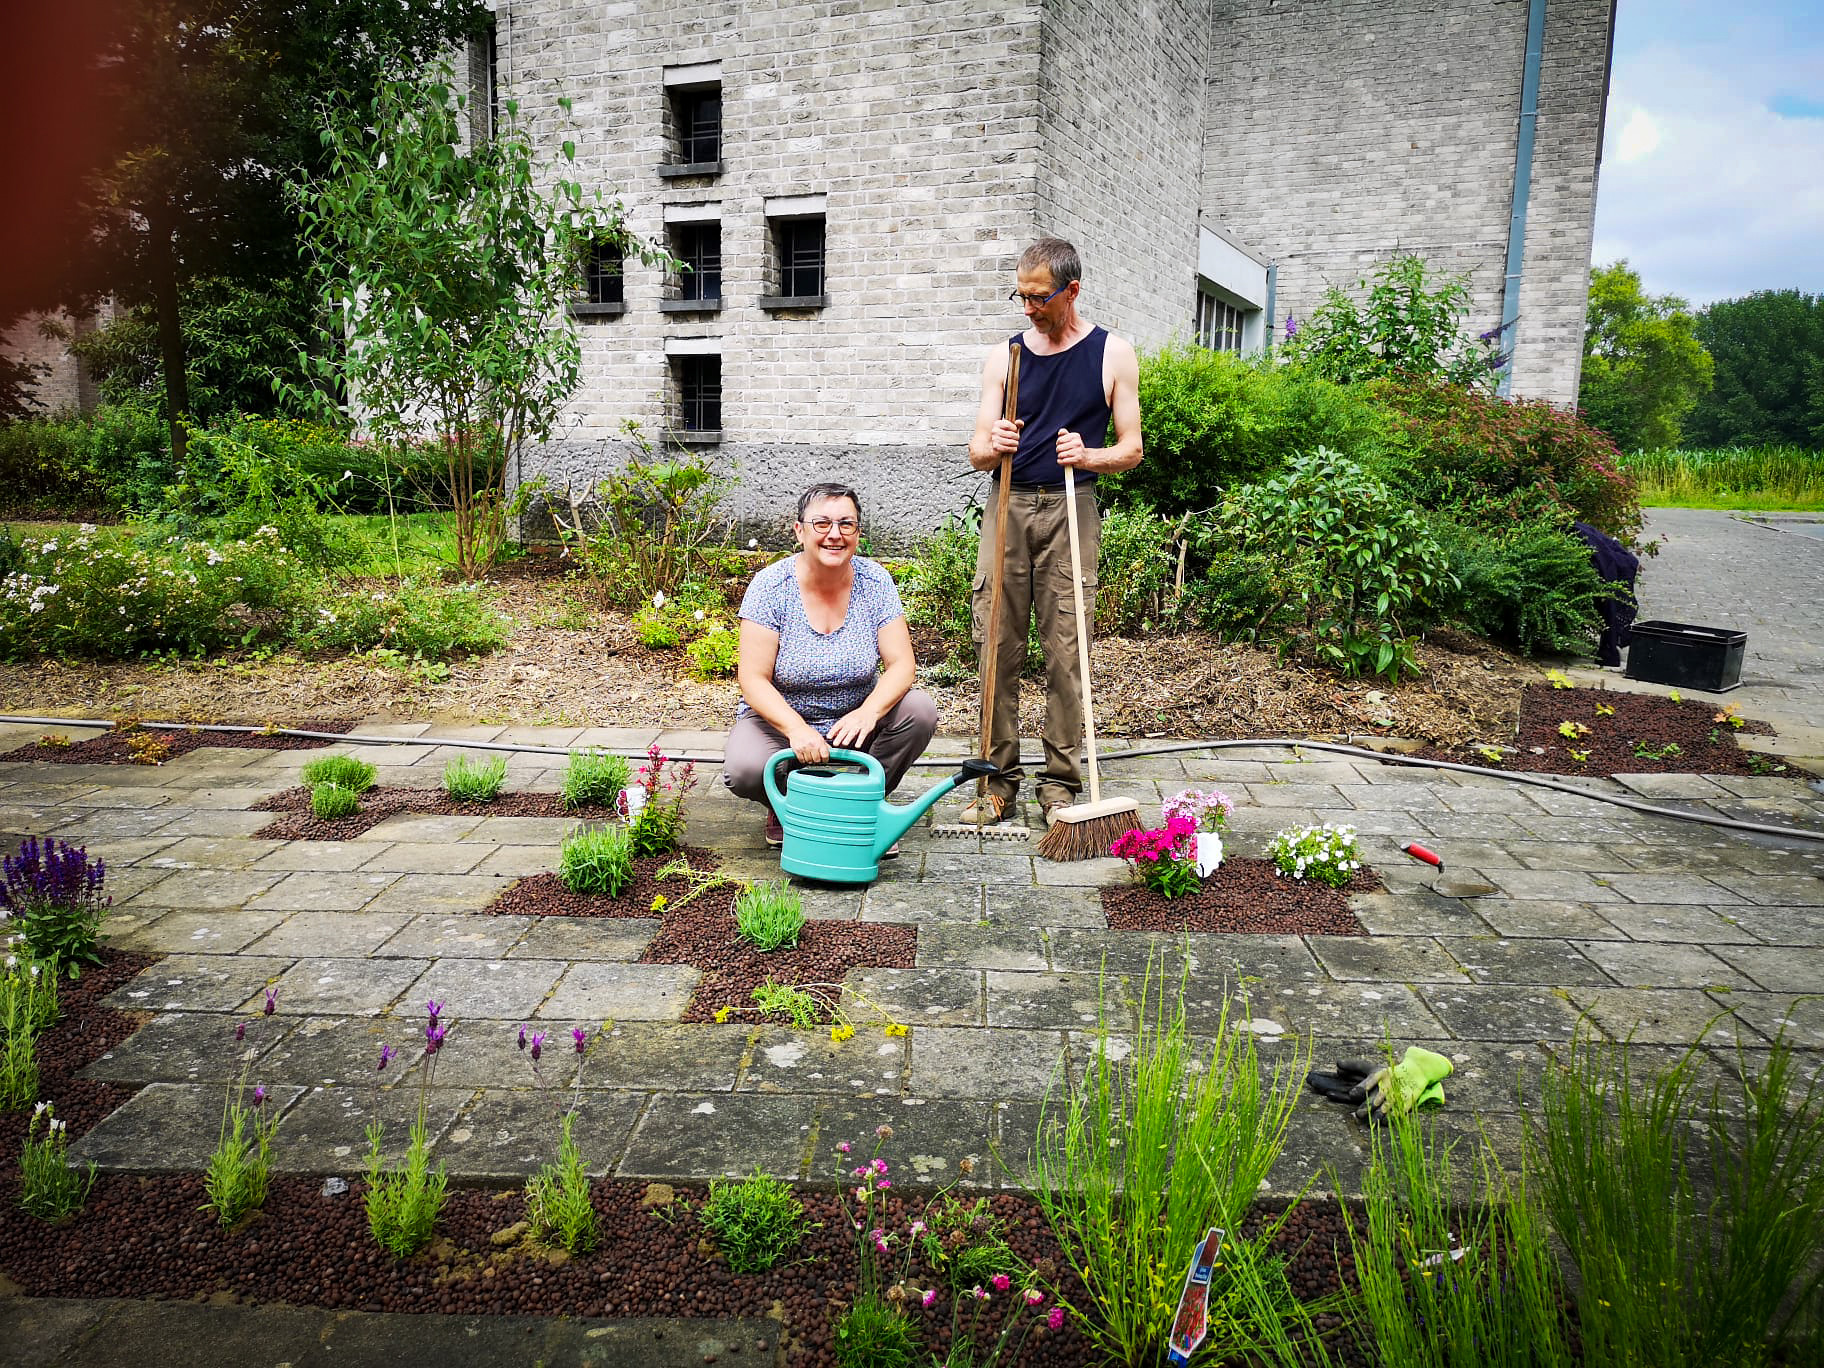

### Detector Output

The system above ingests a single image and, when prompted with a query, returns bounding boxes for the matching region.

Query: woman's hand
[787,722,830,765]
[826,706,882,749]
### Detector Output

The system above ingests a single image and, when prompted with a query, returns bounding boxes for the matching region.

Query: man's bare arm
[967,342,1020,471]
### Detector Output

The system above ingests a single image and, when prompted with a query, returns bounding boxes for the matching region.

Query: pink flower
[837,1141,851,1153]
[1047,1307,1065,1331]
[1025,1288,1045,1305]
[872,1158,888,1174]
[921,1287,938,1309]
[991,1273,1011,1292]
[877,1178,891,1191]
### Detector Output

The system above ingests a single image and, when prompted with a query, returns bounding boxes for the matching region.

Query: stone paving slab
[107,954,296,1013]
[257,956,431,1016]
[79,1010,290,1085]
[274,1084,475,1170]
[440,1088,648,1179]
[104,908,289,956]
[619,1092,816,1179]
[505,916,658,960]
[538,962,699,1020]
[739,1025,908,1096]
[69,1082,309,1172]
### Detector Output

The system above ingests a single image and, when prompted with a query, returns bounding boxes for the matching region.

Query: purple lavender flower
[571,1026,588,1055]
[234,1021,247,1042]
[1284,314,1298,340]
[529,1031,545,1062]
[252,1085,266,1107]
[263,987,278,1016]
[425,997,444,1024]
[425,1024,446,1055]
[517,1024,528,1051]
[377,1044,396,1071]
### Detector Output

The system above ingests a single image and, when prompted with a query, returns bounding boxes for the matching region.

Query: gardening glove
[1350,1047,1454,1123]
[1305,1059,1379,1104]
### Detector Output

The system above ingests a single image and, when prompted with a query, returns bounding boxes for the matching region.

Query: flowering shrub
[1269,823,1362,888]
[1,948,57,1108]
[0,525,311,660]
[1,838,110,977]
[203,1011,280,1227]
[1110,816,1202,899]
[293,577,507,657]
[1161,787,1233,833]
[365,999,451,1256]
[628,744,698,857]
[20,1101,96,1221]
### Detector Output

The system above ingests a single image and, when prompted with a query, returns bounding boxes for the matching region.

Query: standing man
[959,237,1143,826]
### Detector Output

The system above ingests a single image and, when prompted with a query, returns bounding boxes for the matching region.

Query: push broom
[1036,463,1137,861]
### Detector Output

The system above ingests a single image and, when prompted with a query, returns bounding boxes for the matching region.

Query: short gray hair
[1018,237,1082,291]
[796,482,862,523]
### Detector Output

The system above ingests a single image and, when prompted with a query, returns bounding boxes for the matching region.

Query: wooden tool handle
[1063,464,1101,805]
[977,343,1020,792]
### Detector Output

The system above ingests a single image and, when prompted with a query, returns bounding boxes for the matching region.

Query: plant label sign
[1166,1226,1225,1365]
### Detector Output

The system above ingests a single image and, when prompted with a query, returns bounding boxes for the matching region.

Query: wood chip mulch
[1102,857,1377,936]
[249,785,618,840]
[1415,684,1783,777]
[485,854,916,1025]
[1,720,357,765]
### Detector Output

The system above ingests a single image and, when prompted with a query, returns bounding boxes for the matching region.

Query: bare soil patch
[1,720,355,765]
[250,784,618,841]
[1102,858,1378,936]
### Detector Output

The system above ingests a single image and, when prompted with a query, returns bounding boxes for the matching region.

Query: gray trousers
[721,690,940,807]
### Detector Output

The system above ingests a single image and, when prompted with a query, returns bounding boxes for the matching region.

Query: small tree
[293,62,662,577]
[1280,255,1505,390]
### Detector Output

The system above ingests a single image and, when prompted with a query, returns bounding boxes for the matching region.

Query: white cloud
[1613,108,1661,162]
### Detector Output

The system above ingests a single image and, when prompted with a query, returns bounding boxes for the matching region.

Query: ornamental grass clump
[700,1171,810,1273]
[19,1101,96,1221]
[309,781,362,820]
[442,753,507,802]
[1109,815,1201,899]
[299,753,376,794]
[561,749,630,810]
[202,1008,282,1226]
[558,823,634,897]
[1269,823,1360,887]
[735,880,805,952]
[1,836,110,977]
[364,998,451,1257]
[1,950,58,1108]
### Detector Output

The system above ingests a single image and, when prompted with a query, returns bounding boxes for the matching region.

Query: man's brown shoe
[958,793,1008,825]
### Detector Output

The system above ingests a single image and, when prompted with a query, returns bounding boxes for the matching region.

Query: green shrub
[1094,503,1180,634]
[700,1171,810,1273]
[0,405,168,515]
[562,750,631,811]
[293,579,508,658]
[734,881,805,952]
[1107,345,1388,514]
[1433,519,1610,656]
[1279,254,1505,389]
[629,578,731,651]
[300,754,377,794]
[0,837,110,979]
[574,436,736,611]
[309,782,362,820]
[559,824,634,897]
[628,798,687,859]
[442,754,507,802]
[1179,546,1295,640]
[684,622,739,679]
[523,1113,597,1253]
[900,514,976,657]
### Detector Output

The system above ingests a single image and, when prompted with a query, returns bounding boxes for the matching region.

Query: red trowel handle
[1401,842,1444,869]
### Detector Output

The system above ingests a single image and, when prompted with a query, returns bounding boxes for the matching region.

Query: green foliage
[734,881,805,953]
[1024,961,1320,1367]
[1618,445,1824,511]
[628,800,687,859]
[1346,1116,1572,1368]
[1268,823,1361,887]
[899,513,978,664]
[559,824,634,897]
[1689,289,1824,448]
[363,1113,449,1258]
[442,754,507,803]
[0,525,312,661]
[309,782,362,820]
[1431,519,1610,656]
[1225,448,1452,681]
[523,1113,598,1254]
[300,754,376,795]
[751,978,820,1028]
[919,1193,1017,1289]
[1279,254,1505,389]
[569,436,735,610]
[203,1086,279,1227]
[1094,504,1180,634]
[295,63,656,578]
[1,959,57,1109]
[684,622,739,679]
[1177,546,1294,641]
[834,1292,921,1368]
[1373,378,1643,543]
[700,1171,810,1274]
[1531,1028,1824,1367]
[19,1103,97,1221]
[1109,345,1388,514]
[0,406,167,515]
[293,579,508,659]
[562,751,631,811]
[1580,260,1714,451]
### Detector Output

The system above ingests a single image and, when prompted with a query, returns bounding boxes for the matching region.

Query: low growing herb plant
[700,1170,810,1273]
[735,880,805,952]
[202,1011,282,1227]
[364,999,452,1257]
[628,744,698,857]
[19,1101,97,1221]
[524,1112,598,1254]
[442,753,508,802]
[309,782,362,820]
[299,753,377,794]
[558,824,634,897]
[1,837,111,977]
[562,749,631,811]
[0,951,57,1108]
[1268,823,1361,887]
[919,1192,1017,1289]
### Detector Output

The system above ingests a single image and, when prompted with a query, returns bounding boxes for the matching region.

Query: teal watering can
[762,749,999,884]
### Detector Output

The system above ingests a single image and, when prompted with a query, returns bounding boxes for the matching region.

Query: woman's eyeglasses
[804,517,859,536]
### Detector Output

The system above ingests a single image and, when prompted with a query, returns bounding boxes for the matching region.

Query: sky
[1592,0,1824,306]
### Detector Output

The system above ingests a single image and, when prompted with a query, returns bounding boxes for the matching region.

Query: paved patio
[4,711,1820,1198]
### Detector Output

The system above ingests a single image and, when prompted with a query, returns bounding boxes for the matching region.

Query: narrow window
[779,217,824,299]
[585,244,623,305]
[673,88,721,166]
[672,225,721,303]
[676,355,721,432]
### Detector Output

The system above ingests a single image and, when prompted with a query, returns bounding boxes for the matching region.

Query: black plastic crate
[1624,620,1746,692]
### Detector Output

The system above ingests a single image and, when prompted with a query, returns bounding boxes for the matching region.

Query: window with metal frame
[673,89,721,166]
[585,243,623,305]
[776,217,825,298]
[676,355,721,432]
[672,225,721,302]
[1195,289,1246,353]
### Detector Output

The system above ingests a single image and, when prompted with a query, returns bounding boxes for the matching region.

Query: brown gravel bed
[1103,858,1377,936]
[1416,685,1783,777]
[251,784,618,840]
[2,720,357,765]
[487,860,916,1025]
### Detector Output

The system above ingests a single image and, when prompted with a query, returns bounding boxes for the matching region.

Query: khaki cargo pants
[970,480,1101,812]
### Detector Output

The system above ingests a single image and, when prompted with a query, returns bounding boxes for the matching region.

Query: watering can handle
[760,748,885,809]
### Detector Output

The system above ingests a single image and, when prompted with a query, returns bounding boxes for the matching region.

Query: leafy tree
[1578,261,1713,451]
[293,63,662,579]
[1688,290,1824,448]
[1279,255,1506,390]
[10,0,488,462]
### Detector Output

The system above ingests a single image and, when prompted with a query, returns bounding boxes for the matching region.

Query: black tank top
[1007,325,1112,487]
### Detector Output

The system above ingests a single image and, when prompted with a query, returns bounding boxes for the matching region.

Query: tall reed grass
[1618,445,1824,510]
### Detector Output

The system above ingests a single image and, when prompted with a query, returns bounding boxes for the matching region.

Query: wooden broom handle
[1063,464,1101,805]
[977,343,1020,793]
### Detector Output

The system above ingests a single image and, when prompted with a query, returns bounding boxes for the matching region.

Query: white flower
[49,1118,65,1134]
[747,538,758,549]
[79,523,96,534]
[694,608,706,621]
[32,1101,46,1116]
[342,469,354,480]
[652,591,666,609]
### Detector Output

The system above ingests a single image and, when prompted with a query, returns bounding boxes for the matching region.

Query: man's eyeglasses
[804,517,859,536]
[1009,282,1072,307]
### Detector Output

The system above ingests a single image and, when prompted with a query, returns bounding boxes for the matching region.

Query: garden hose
[3,714,1821,844]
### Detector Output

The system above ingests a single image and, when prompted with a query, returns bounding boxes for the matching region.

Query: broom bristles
[1036,798,1139,862]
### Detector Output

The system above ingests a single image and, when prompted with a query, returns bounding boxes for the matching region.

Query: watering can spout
[874,758,1000,856]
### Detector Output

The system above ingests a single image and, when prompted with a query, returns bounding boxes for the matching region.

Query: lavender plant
[20,1101,97,1220]
[1,837,110,977]
[202,1011,281,1226]
[364,998,450,1256]
[518,1023,600,1253]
